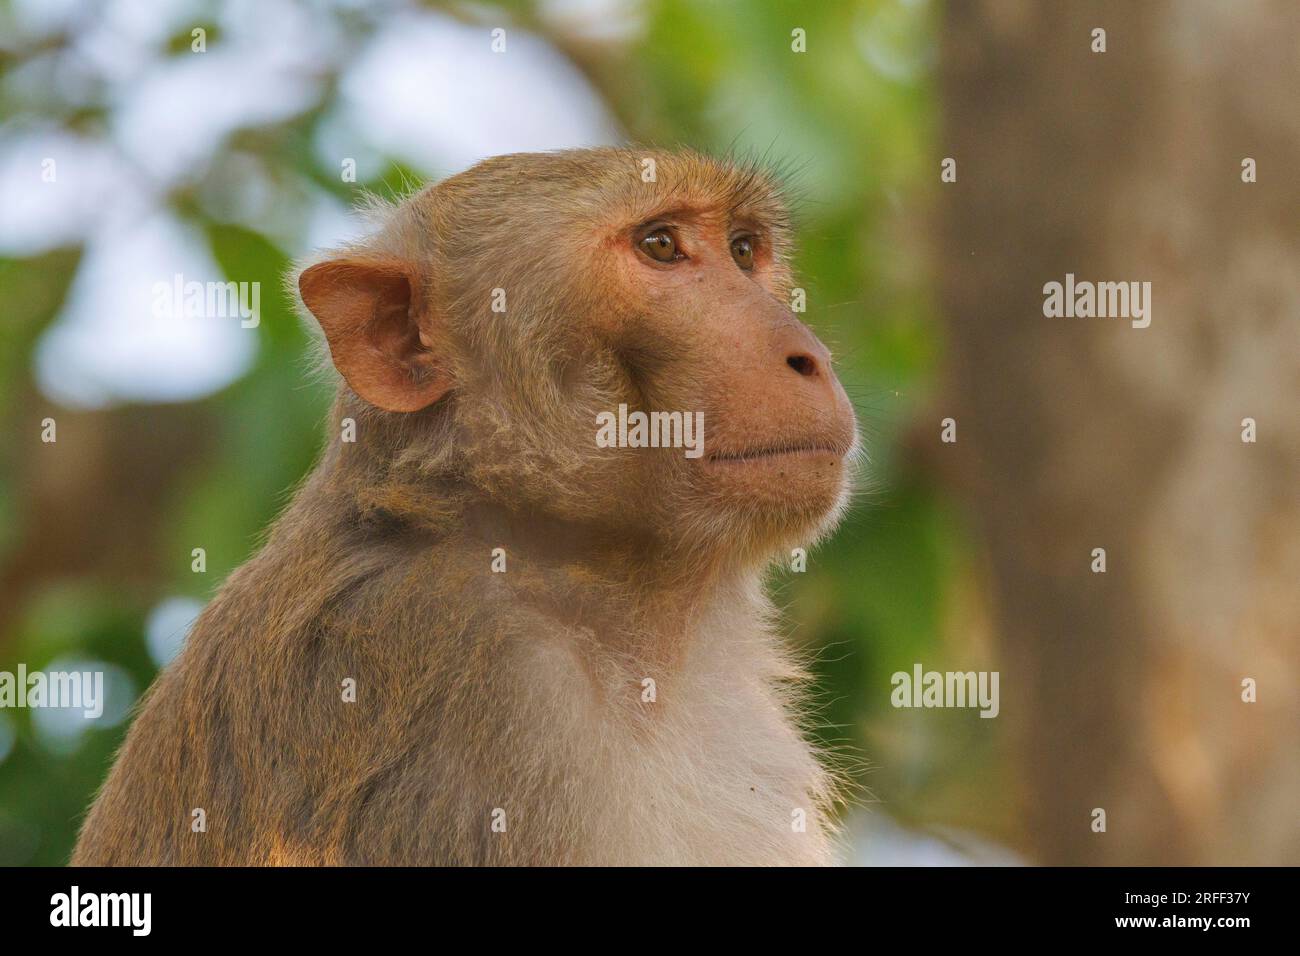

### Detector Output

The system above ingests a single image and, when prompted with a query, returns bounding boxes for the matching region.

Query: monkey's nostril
[787,354,818,377]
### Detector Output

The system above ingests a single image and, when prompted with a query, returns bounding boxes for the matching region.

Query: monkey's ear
[298,257,452,413]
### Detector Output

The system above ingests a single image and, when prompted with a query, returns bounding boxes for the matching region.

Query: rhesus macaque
[73,148,859,866]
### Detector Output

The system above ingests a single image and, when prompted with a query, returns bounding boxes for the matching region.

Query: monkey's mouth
[706,444,845,464]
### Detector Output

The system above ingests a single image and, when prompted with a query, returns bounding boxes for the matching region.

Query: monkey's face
[583,203,858,560]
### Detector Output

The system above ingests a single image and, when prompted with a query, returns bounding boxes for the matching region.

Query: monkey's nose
[774,317,835,383]
[786,353,820,378]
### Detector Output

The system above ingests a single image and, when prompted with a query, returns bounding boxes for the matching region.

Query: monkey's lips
[701,442,851,516]
[705,444,846,466]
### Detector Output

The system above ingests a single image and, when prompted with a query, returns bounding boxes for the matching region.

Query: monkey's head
[298,148,858,570]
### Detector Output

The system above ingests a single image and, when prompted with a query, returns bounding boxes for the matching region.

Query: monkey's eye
[640,229,680,263]
[731,235,755,271]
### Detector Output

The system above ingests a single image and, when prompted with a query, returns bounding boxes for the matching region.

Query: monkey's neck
[468,493,749,573]
[455,497,756,664]
[459,498,643,568]
[325,448,766,664]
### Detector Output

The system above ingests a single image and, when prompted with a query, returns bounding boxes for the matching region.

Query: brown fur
[72,148,859,866]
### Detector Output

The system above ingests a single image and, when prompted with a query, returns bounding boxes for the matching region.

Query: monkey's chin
[700,447,849,535]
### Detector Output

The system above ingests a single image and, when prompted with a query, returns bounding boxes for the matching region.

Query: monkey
[72,147,859,866]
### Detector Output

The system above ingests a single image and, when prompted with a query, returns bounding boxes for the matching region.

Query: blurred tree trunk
[937,0,1300,864]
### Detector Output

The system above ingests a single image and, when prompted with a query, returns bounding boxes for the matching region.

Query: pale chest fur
[500,606,837,866]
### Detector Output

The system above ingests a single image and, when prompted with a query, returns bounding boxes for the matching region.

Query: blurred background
[0,0,1295,866]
